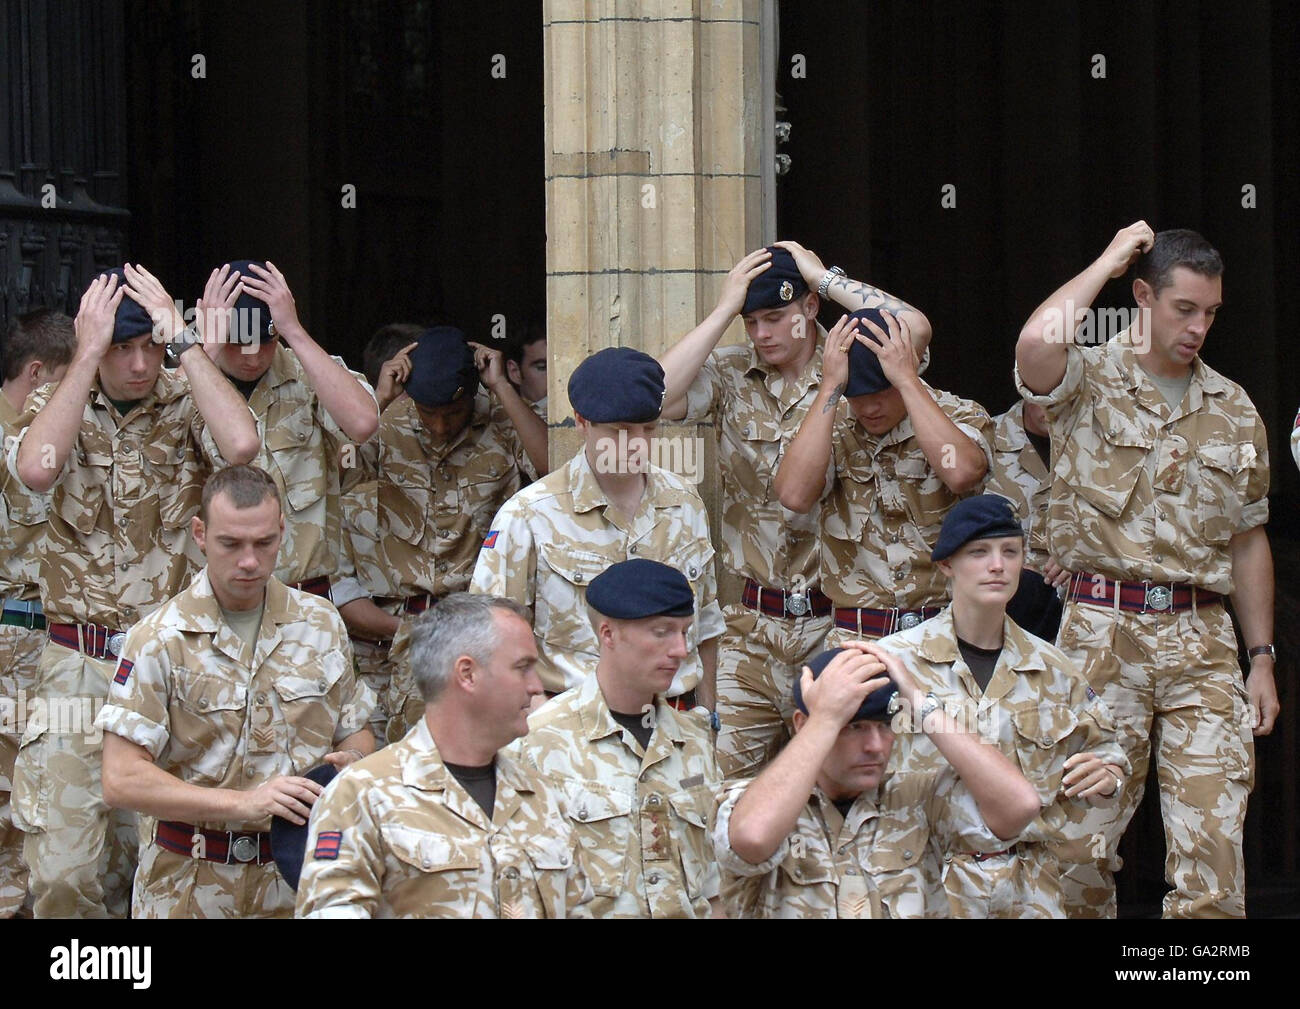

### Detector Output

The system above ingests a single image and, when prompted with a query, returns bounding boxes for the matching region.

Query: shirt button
[576,807,588,821]
[646,795,662,808]
[647,872,661,885]
[120,562,129,572]
[1154,554,1163,563]
[574,573,584,584]
[838,846,847,855]
[503,866,519,880]
[845,867,858,875]
[894,571,904,582]
[256,694,267,705]
[903,849,914,860]
[560,855,569,867]
[245,767,255,778]
[198,699,209,709]
[1041,736,1051,746]
[118,517,128,529]
[317,679,327,691]
[422,857,432,868]
[629,545,638,555]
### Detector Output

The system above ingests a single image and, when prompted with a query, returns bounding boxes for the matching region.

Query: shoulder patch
[482,530,499,549]
[113,659,134,686]
[313,830,343,860]
[1086,685,1097,702]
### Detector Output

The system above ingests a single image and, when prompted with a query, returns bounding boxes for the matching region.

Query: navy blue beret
[741,246,809,316]
[931,494,1026,562]
[843,307,893,397]
[587,558,695,619]
[405,326,479,408]
[568,347,664,423]
[793,648,898,723]
[95,268,155,344]
[270,762,339,892]
[225,260,274,342]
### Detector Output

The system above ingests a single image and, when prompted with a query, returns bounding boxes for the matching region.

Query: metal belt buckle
[106,631,127,657]
[1144,584,1172,612]
[786,588,809,617]
[230,835,259,864]
[898,611,922,630]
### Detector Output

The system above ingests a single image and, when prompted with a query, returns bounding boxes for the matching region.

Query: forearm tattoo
[831,277,915,315]
[823,382,846,413]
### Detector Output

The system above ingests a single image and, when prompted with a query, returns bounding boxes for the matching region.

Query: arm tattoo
[832,278,915,316]
[823,383,846,414]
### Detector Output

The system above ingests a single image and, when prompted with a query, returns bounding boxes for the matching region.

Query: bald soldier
[1016,223,1278,918]
[7,266,259,918]
[98,465,375,917]
[0,309,75,917]
[659,243,933,779]
[874,496,1127,917]
[334,327,545,742]
[296,594,592,918]
[197,259,379,599]
[518,559,720,917]
[471,347,726,709]
[776,307,992,648]
[716,644,1041,918]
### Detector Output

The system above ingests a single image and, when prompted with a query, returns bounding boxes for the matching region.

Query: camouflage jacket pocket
[265,407,329,514]
[171,670,247,785]
[1194,444,1245,545]
[1010,704,1080,804]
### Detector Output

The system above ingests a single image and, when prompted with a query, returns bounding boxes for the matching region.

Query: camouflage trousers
[0,624,43,916]
[1050,600,1254,919]
[12,644,138,918]
[715,605,830,780]
[351,637,397,745]
[938,844,1066,918]
[133,831,294,918]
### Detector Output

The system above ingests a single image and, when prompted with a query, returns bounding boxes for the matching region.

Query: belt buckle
[230,834,259,864]
[898,611,922,630]
[1144,584,1172,612]
[107,631,127,657]
[786,588,809,618]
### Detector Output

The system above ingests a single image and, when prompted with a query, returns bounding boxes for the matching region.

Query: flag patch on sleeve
[1086,685,1097,701]
[314,831,343,860]
[482,530,499,549]
[113,659,134,686]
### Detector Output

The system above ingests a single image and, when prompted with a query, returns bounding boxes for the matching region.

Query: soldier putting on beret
[658,243,934,780]
[335,327,543,743]
[518,559,721,917]
[471,347,726,711]
[775,306,993,648]
[6,267,260,918]
[1016,223,1278,918]
[98,465,375,918]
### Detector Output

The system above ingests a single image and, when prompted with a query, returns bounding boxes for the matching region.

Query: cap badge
[779,281,794,302]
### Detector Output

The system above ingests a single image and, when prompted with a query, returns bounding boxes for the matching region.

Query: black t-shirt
[832,797,856,820]
[957,637,1003,693]
[444,759,497,818]
[610,709,655,751]
[230,375,262,400]
[1027,429,1051,467]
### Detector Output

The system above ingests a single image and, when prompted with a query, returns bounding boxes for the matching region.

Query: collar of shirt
[994,402,1048,478]
[402,389,492,461]
[744,325,827,406]
[573,670,686,761]
[167,567,306,663]
[811,781,885,841]
[1111,328,1233,420]
[397,718,536,829]
[913,606,1047,703]
[90,368,184,419]
[565,446,684,515]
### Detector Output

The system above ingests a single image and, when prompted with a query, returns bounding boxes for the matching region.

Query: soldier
[97,465,375,917]
[776,307,992,648]
[334,328,544,742]
[471,347,726,708]
[717,643,1041,918]
[518,559,720,917]
[0,309,76,917]
[874,495,1127,917]
[6,267,260,918]
[504,323,548,421]
[361,322,422,411]
[1016,223,1278,918]
[295,594,591,918]
[198,259,379,598]
[659,243,933,780]
[983,398,1065,641]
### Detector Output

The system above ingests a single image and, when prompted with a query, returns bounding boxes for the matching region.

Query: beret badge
[779,281,794,301]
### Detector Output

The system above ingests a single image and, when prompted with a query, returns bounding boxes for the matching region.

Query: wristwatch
[167,323,203,363]
[1248,644,1276,661]
[817,265,846,299]
[918,692,943,728]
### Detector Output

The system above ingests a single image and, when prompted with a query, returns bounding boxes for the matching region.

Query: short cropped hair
[503,322,546,369]
[362,323,425,387]
[2,309,76,382]
[408,593,530,702]
[200,464,282,522]
[1134,229,1224,297]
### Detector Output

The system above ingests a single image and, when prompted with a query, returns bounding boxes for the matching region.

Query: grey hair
[408,593,531,702]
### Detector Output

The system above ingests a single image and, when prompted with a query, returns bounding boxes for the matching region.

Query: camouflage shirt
[983,402,1051,572]
[517,671,720,917]
[295,718,591,918]
[0,391,48,601]
[96,569,374,834]
[682,338,827,589]
[470,450,726,694]
[196,345,377,585]
[5,371,213,627]
[823,383,994,609]
[1015,334,1270,594]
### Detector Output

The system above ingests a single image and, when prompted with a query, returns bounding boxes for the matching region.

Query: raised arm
[470,341,549,476]
[1016,221,1154,395]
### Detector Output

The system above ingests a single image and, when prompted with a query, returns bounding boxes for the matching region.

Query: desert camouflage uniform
[470,450,725,696]
[95,570,374,917]
[5,370,215,918]
[517,672,719,917]
[715,763,1004,919]
[984,401,1051,573]
[0,391,48,915]
[682,338,832,779]
[196,345,377,586]
[822,384,993,647]
[1016,333,1268,918]
[296,717,591,918]
[332,479,391,740]
[342,392,533,740]
[877,606,1127,917]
